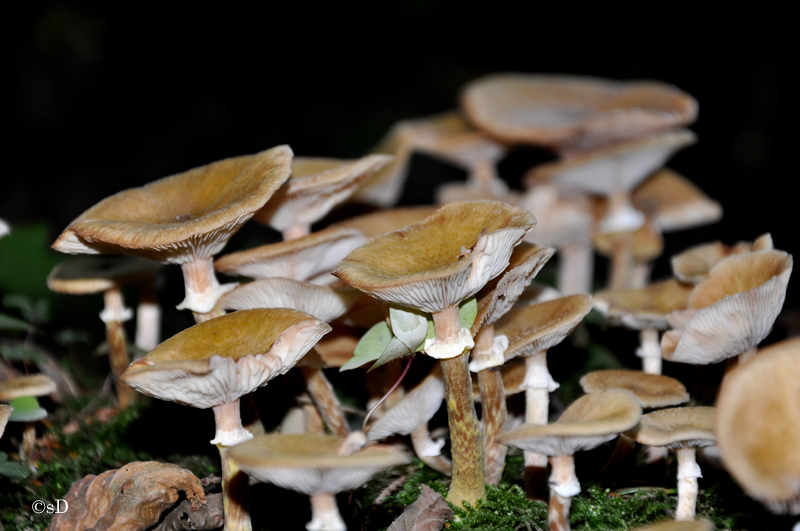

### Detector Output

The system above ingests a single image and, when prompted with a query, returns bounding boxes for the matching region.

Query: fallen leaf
[387,484,453,531]
[49,461,211,531]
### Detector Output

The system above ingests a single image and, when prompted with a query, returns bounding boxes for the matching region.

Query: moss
[571,484,675,530]
[448,483,548,531]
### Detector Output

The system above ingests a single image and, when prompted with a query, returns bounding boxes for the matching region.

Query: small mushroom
[229,433,410,531]
[0,374,56,463]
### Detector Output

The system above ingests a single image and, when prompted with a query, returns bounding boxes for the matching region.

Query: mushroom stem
[21,422,36,464]
[135,280,161,352]
[211,399,254,447]
[307,492,346,531]
[434,305,486,505]
[608,232,635,290]
[103,287,137,409]
[548,454,579,531]
[523,351,558,496]
[474,325,508,485]
[283,223,311,241]
[410,423,452,476]
[301,364,349,438]
[218,446,252,531]
[638,329,662,375]
[558,241,594,296]
[179,258,231,322]
[675,447,701,521]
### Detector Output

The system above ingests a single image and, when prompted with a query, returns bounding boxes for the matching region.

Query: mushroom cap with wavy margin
[498,388,642,456]
[632,168,722,233]
[580,370,689,409]
[462,73,697,152]
[662,249,793,364]
[52,146,293,264]
[716,337,800,515]
[593,279,693,331]
[253,154,392,233]
[332,200,535,313]
[328,205,438,240]
[121,309,330,409]
[626,407,715,449]
[671,233,773,285]
[229,433,410,496]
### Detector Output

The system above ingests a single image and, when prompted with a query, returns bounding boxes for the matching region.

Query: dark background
[5,4,796,306]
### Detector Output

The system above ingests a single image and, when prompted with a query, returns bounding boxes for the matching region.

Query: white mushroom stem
[607,232,635,290]
[433,304,486,505]
[637,329,662,375]
[178,258,236,321]
[675,447,702,521]
[135,280,161,352]
[522,351,559,472]
[307,493,346,531]
[558,241,594,296]
[102,287,137,409]
[472,325,509,484]
[549,454,580,531]
[631,261,652,289]
[411,423,451,475]
[213,399,253,531]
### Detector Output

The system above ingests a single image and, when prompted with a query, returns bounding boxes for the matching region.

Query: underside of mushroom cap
[121,309,330,408]
[626,407,715,449]
[0,374,58,401]
[332,200,535,313]
[52,146,293,263]
[716,337,800,514]
[593,279,693,331]
[461,73,698,152]
[498,388,642,455]
[662,250,792,364]
[229,433,410,495]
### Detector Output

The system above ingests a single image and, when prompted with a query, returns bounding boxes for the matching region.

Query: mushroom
[662,249,793,366]
[632,168,722,233]
[626,407,716,521]
[215,227,367,285]
[52,145,292,323]
[328,205,438,240]
[47,255,161,408]
[460,73,698,154]
[593,279,693,374]
[579,370,689,409]
[499,388,642,531]
[715,337,800,519]
[0,403,12,439]
[671,233,773,285]
[333,200,536,505]
[121,308,331,531]
[0,374,56,462]
[253,154,392,240]
[228,433,410,531]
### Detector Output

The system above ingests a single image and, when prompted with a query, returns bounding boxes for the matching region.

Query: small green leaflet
[0,451,30,480]
[340,297,478,371]
[0,313,34,334]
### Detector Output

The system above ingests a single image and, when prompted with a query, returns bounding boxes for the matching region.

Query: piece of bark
[387,484,454,531]
[152,493,224,530]
[48,461,208,531]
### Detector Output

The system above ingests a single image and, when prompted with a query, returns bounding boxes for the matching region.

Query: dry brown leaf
[387,484,453,531]
[48,461,211,531]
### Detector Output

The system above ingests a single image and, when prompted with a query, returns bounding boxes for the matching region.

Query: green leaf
[0,222,62,298]
[0,343,45,363]
[459,297,478,329]
[0,313,34,333]
[369,336,413,371]
[416,319,435,352]
[0,451,8,465]
[389,305,428,351]
[340,321,393,371]
[0,459,30,480]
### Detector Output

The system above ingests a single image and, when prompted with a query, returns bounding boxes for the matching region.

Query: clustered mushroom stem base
[676,447,701,521]
[301,363,349,438]
[548,454,579,531]
[307,493,346,531]
[475,324,508,485]
[434,305,485,505]
[103,289,137,409]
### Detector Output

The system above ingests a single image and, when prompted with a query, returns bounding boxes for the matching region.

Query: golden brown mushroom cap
[52,146,292,264]
[716,337,800,514]
[671,234,773,285]
[593,279,693,330]
[332,200,535,313]
[461,73,698,152]
[496,294,593,360]
[632,168,722,232]
[253,154,392,234]
[662,250,793,364]
[47,255,161,295]
[580,370,689,408]
[228,433,410,495]
[328,206,438,240]
[498,388,642,456]
[626,407,715,449]
[0,374,57,401]
[121,308,330,409]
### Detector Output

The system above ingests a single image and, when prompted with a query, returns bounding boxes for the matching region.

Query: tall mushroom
[121,308,331,531]
[333,200,536,505]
